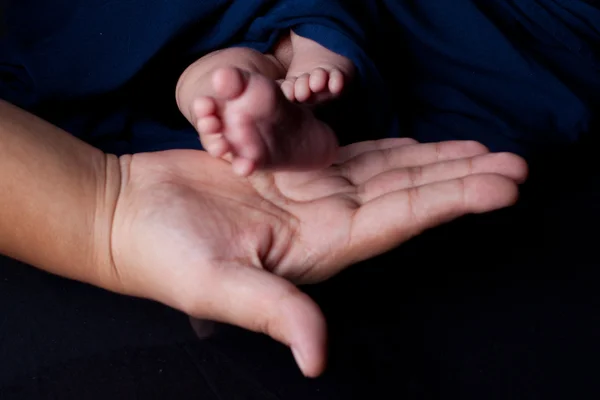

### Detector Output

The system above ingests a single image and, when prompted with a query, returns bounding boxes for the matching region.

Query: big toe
[212,67,248,100]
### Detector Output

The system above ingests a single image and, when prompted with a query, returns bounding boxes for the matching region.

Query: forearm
[0,100,121,288]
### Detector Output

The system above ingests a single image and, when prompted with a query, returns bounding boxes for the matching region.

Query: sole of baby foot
[191,67,264,169]
[199,66,338,175]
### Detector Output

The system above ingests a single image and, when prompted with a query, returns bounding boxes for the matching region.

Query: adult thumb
[185,262,328,378]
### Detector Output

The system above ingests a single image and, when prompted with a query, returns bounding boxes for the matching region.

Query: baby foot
[193,67,338,176]
[279,66,346,104]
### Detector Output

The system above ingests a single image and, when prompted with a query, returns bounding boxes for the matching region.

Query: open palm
[110,138,527,377]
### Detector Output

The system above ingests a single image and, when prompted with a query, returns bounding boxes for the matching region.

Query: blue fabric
[0,0,394,154]
[375,0,600,156]
[1,1,599,157]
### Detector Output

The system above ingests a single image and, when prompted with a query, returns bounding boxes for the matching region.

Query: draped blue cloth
[0,0,390,153]
[1,0,599,157]
[376,0,600,156]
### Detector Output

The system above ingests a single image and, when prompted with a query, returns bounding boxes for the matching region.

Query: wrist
[0,100,130,293]
[90,152,125,293]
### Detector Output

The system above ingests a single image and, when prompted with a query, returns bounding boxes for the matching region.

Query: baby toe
[212,67,248,100]
[202,133,230,158]
[224,115,264,163]
[192,96,216,119]
[232,157,256,177]
[197,115,222,134]
[308,68,329,93]
[294,73,312,102]
[210,138,231,159]
[328,69,345,95]
[279,78,296,101]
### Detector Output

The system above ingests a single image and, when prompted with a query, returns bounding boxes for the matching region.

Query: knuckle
[408,165,424,186]
[406,186,421,224]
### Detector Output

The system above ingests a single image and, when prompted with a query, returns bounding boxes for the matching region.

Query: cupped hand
[108,138,527,377]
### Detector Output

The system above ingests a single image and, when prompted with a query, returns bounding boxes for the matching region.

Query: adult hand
[108,138,527,377]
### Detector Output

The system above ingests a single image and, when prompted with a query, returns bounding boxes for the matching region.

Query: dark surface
[2,0,600,398]
[2,147,600,399]
[377,0,600,159]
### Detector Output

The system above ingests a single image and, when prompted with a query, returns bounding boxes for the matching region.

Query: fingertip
[458,140,490,155]
[430,141,490,160]
[465,174,521,213]
[286,294,328,377]
[495,152,529,184]
[468,152,529,185]
[292,345,326,378]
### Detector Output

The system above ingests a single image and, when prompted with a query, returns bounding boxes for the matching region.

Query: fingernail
[291,346,307,375]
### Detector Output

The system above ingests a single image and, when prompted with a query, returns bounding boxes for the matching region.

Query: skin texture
[0,100,528,377]
[176,31,353,176]
[185,66,339,176]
